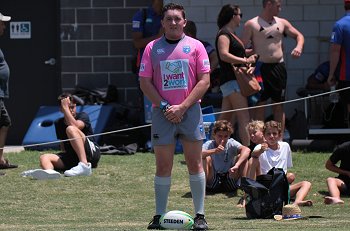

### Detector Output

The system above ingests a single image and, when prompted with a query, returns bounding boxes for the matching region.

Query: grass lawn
[0,149,349,230]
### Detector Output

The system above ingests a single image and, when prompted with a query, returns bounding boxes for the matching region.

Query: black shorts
[337,175,350,195]
[206,172,238,193]
[259,62,287,102]
[57,137,101,170]
[0,99,11,128]
[337,81,350,104]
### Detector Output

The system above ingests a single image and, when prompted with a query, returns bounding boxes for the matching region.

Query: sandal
[0,159,18,169]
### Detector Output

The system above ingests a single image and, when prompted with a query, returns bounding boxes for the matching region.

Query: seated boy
[248,120,313,206]
[22,93,101,179]
[324,141,350,205]
[202,120,250,193]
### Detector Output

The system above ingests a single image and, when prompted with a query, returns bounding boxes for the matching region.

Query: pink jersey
[139,35,210,105]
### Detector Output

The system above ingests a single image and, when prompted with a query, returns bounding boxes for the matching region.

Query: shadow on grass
[182,191,236,198]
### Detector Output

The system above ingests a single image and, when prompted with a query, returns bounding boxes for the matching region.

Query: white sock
[189,172,206,215]
[154,176,171,215]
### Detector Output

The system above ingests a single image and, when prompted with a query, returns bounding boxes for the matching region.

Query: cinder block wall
[60,0,150,105]
[166,0,344,116]
[60,0,345,116]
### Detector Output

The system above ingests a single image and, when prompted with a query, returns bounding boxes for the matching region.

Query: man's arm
[139,77,163,108]
[241,20,254,49]
[327,43,341,86]
[283,19,304,58]
[132,29,164,49]
[208,51,219,73]
[325,159,350,177]
[178,72,210,112]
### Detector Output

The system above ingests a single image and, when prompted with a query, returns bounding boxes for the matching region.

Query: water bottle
[329,85,339,104]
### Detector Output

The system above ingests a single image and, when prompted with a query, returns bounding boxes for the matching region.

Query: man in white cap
[0,12,17,173]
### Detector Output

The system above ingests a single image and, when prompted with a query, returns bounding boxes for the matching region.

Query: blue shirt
[330,12,350,81]
[132,5,162,56]
[0,49,9,98]
[202,138,242,173]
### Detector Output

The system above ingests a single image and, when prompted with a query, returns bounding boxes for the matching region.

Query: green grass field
[0,150,349,230]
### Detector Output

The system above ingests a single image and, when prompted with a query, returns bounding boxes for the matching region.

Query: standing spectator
[327,0,350,126]
[215,4,258,146]
[324,141,350,205]
[131,0,164,73]
[241,0,304,136]
[184,20,219,73]
[131,0,164,148]
[0,12,17,173]
[139,3,210,230]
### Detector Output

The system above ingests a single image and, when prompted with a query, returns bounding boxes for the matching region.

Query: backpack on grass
[238,167,290,219]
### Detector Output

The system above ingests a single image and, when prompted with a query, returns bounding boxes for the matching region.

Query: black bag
[238,167,290,219]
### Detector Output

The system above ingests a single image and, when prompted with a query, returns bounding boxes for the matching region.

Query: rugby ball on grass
[159,210,194,230]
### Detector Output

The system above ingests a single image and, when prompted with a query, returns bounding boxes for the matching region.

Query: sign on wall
[10,21,31,39]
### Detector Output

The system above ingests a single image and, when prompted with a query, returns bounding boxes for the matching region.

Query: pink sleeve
[196,40,211,74]
[139,42,153,78]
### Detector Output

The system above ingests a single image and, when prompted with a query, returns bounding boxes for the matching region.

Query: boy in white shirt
[249,120,313,206]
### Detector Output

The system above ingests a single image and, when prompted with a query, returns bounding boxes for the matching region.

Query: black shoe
[193,213,208,230]
[147,215,162,230]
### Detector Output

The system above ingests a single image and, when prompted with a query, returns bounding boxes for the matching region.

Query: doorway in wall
[0,0,60,144]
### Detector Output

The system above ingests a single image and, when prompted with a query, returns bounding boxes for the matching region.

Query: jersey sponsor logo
[139,63,145,72]
[132,21,140,29]
[161,60,188,91]
[183,46,191,54]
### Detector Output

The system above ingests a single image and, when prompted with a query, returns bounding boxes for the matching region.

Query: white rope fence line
[3,86,350,152]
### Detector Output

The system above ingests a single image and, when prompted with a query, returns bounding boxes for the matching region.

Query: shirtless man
[241,0,304,135]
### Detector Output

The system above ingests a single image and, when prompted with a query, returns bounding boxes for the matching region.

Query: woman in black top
[215,4,258,147]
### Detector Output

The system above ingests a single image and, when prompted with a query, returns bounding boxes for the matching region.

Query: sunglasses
[234,13,243,18]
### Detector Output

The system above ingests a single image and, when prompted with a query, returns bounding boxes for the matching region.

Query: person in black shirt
[39,93,100,177]
[324,141,350,205]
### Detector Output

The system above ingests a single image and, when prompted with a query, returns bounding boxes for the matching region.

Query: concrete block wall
[60,0,345,115]
[165,0,345,116]
[60,0,150,105]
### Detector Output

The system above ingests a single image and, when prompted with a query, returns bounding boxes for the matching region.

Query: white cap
[0,13,11,22]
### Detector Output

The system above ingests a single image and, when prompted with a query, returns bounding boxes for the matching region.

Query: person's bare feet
[295,200,313,206]
[236,196,246,208]
[324,196,344,205]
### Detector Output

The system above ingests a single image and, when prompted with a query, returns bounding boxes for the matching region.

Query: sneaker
[64,162,92,177]
[21,169,61,180]
[147,215,162,230]
[193,214,208,230]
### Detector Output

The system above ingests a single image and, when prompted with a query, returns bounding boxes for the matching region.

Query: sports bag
[238,167,290,219]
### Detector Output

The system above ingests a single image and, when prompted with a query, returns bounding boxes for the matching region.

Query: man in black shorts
[324,141,350,205]
[32,93,100,179]
[241,0,304,135]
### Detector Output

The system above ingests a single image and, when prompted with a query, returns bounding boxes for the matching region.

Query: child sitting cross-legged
[248,120,313,207]
[202,120,250,195]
